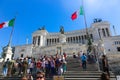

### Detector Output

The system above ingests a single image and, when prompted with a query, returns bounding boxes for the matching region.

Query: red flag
[71,12,77,20]
[0,23,5,29]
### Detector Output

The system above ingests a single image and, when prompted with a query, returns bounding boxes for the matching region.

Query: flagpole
[8,25,14,46]
[82,0,89,38]
[82,0,92,53]
[8,17,16,47]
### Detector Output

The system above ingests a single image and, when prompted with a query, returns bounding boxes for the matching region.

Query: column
[51,38,53,45]
[57,38,59,43]
[54,38,55,44]
[72,37,74,43]
[48,39,50,45]
[38,36,40,46]
[55,38,56,44]
[66,38,68,43]
[100,29,103,39]
[40,35,43,46]
[80,36,82,43]
[83,35,85,44]
[104,28,107,37]
[69,37,71,43]
[75,36,76,43]
[76,36,78,43]
[50,39,51,45]
[106,28,110,36]
[52,38,54,44]
[79,36,81,43]
[32,37,35,45]
[102,29,106,37]
[73,37,75,43]
[82,35,83,44]
[68,37,70,43]
[36,36,38,46]
[47,39,48,46]
[70,37,72,43]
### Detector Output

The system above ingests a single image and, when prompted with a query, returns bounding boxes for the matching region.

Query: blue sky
[0,0,120,54]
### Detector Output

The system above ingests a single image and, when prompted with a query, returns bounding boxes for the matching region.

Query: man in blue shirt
[81,53,87,70]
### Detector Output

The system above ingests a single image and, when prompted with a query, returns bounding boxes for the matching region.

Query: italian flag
[71,6,84,20]
[0,18,15,29]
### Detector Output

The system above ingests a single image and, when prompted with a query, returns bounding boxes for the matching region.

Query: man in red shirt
[36,59,42,72]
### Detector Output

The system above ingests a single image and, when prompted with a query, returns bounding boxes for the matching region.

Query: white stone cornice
[91,21,110,28]
[32,30,48,36]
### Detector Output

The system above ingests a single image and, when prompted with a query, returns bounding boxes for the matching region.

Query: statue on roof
[38,26,45,30]
[60,26,64,34]
[93,18,102,23]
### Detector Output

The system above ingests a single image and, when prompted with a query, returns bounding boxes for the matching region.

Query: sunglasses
[37,76,44,79]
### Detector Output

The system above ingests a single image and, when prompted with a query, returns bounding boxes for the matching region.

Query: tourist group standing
[2,53,67,79]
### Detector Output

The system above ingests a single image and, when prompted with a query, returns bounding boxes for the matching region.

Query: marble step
[64,77,116,80]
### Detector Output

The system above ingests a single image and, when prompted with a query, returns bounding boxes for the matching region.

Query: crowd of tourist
[1,51,110,80]
[2,53,67,80]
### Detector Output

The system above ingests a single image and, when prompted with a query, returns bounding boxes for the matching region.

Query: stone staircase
[63,57,116,80]
[0,57,117,80]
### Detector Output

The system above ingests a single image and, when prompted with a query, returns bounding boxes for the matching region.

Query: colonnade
[46,34,93,46]
[32,28,109,46]
[98,28,110,38]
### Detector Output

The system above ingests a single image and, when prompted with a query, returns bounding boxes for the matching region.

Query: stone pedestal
[57,34,67,55]
[59,34,66,43]
[4,45,13,61]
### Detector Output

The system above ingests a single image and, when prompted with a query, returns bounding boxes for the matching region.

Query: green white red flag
[71,6,84,20]
[0,18,15,29]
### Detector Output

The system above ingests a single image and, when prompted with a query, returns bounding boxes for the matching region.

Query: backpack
[82,55,86,61]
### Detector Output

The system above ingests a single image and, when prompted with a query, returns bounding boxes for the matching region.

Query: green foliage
[87,37,92,52]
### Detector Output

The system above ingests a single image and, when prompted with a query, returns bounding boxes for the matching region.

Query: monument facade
[13,20,120,59]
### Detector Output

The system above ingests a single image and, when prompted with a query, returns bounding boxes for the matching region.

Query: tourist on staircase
[45,57,50,77]
[58,59,63,75]
[36,59,42,73]
[55,55,60,75]
[62,59,67,73]
[29,60,34,74]
[7,59,14,77]
[18,59,23,76]
[73,52,77,58]
[100,72,110,80]
[81,53,87,70]
[41,58,46,73]
[22,58,28,76]
[2,58,9,77]
[50,56,56,76]
[102,55,110,77]
[63,52,67,60]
